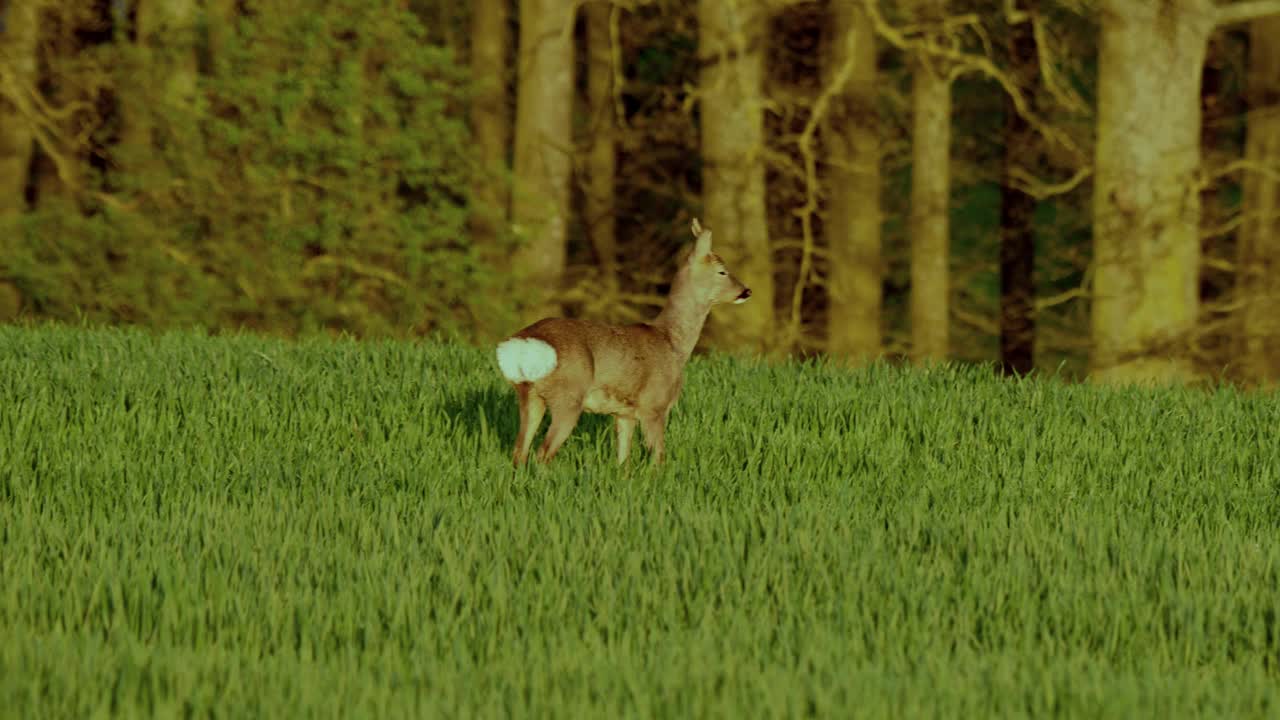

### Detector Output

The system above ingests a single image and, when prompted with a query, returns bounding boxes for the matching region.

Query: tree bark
[999,18,1037,376]
[0,0,40,215]
[470,0,510,258]
[118,0,199,181]
[206,0,238,63]
[698,0,773,353]
[1238,15,1280,384]
[908,1,951,364]
[824,1,881,364]
[512,0,575,320]
[585,0,617,292]
[1092,0,1214,384]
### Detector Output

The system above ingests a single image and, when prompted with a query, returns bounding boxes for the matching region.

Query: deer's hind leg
[512,383,546,466]
[639,410,668,464]
[536,392,584,463]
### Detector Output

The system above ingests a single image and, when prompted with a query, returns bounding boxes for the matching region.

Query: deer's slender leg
[615,416,637,465]
[639,411,667,464]
[536,394,584,463]
[512,384,546,466]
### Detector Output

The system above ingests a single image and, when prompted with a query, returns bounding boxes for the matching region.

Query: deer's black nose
[738,288,752,300]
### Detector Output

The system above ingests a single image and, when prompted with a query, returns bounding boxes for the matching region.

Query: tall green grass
[1,325,1277,718]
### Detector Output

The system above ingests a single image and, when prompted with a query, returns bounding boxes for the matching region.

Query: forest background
[1,0,1279,386]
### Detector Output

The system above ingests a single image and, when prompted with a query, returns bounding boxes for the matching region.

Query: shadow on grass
[442,382,614,453]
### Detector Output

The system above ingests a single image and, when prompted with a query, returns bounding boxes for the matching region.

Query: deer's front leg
[615,416,636,465]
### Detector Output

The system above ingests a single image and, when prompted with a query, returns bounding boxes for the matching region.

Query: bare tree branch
[861,0,1087,164]
[1031,13,1088,114]
[0,64,91,194]
[1215,0,1280,25]
[1034,287,1087,312]
[783,11,861,351]
[1008,165,1093,199]
[1204,157,1280,184]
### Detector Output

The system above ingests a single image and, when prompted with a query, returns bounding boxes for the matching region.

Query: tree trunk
[585,0,618,293]
[0,0,40,215]
[824,2,881,364]
[207,0,238,60]
[512,0,575,320]
[908,3,951,364]
[1092,0,1213,384]
[1239,15,1280,384]
[698,0,773,353]
[118,0,199,182]
[999,19,1037,376]
[148,0,198,101]
[470,0,510,258]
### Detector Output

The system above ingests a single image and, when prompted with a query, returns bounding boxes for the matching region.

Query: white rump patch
[495,337,558,383]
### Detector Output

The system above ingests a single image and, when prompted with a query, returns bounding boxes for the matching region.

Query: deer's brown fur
[496,219,750,465]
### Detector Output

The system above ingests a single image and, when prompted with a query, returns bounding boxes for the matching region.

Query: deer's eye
[718,270,727,276]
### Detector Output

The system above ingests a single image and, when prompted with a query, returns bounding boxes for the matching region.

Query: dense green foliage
[2,325,1277,716]
[1,1,509,339]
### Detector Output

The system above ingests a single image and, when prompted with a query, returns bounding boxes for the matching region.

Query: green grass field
[1,325,1278,718]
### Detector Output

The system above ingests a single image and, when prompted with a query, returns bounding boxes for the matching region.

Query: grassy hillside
[1,325,1277,718]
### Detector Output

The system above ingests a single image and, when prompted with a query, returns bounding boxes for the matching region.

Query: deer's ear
[692,229,713,259]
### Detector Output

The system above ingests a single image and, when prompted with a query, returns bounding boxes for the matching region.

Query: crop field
[1,325,1278,718]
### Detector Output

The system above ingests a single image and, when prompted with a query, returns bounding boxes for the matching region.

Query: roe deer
[495,218,751,465]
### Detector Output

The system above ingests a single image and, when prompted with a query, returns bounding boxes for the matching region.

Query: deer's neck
[653,269,711,361]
